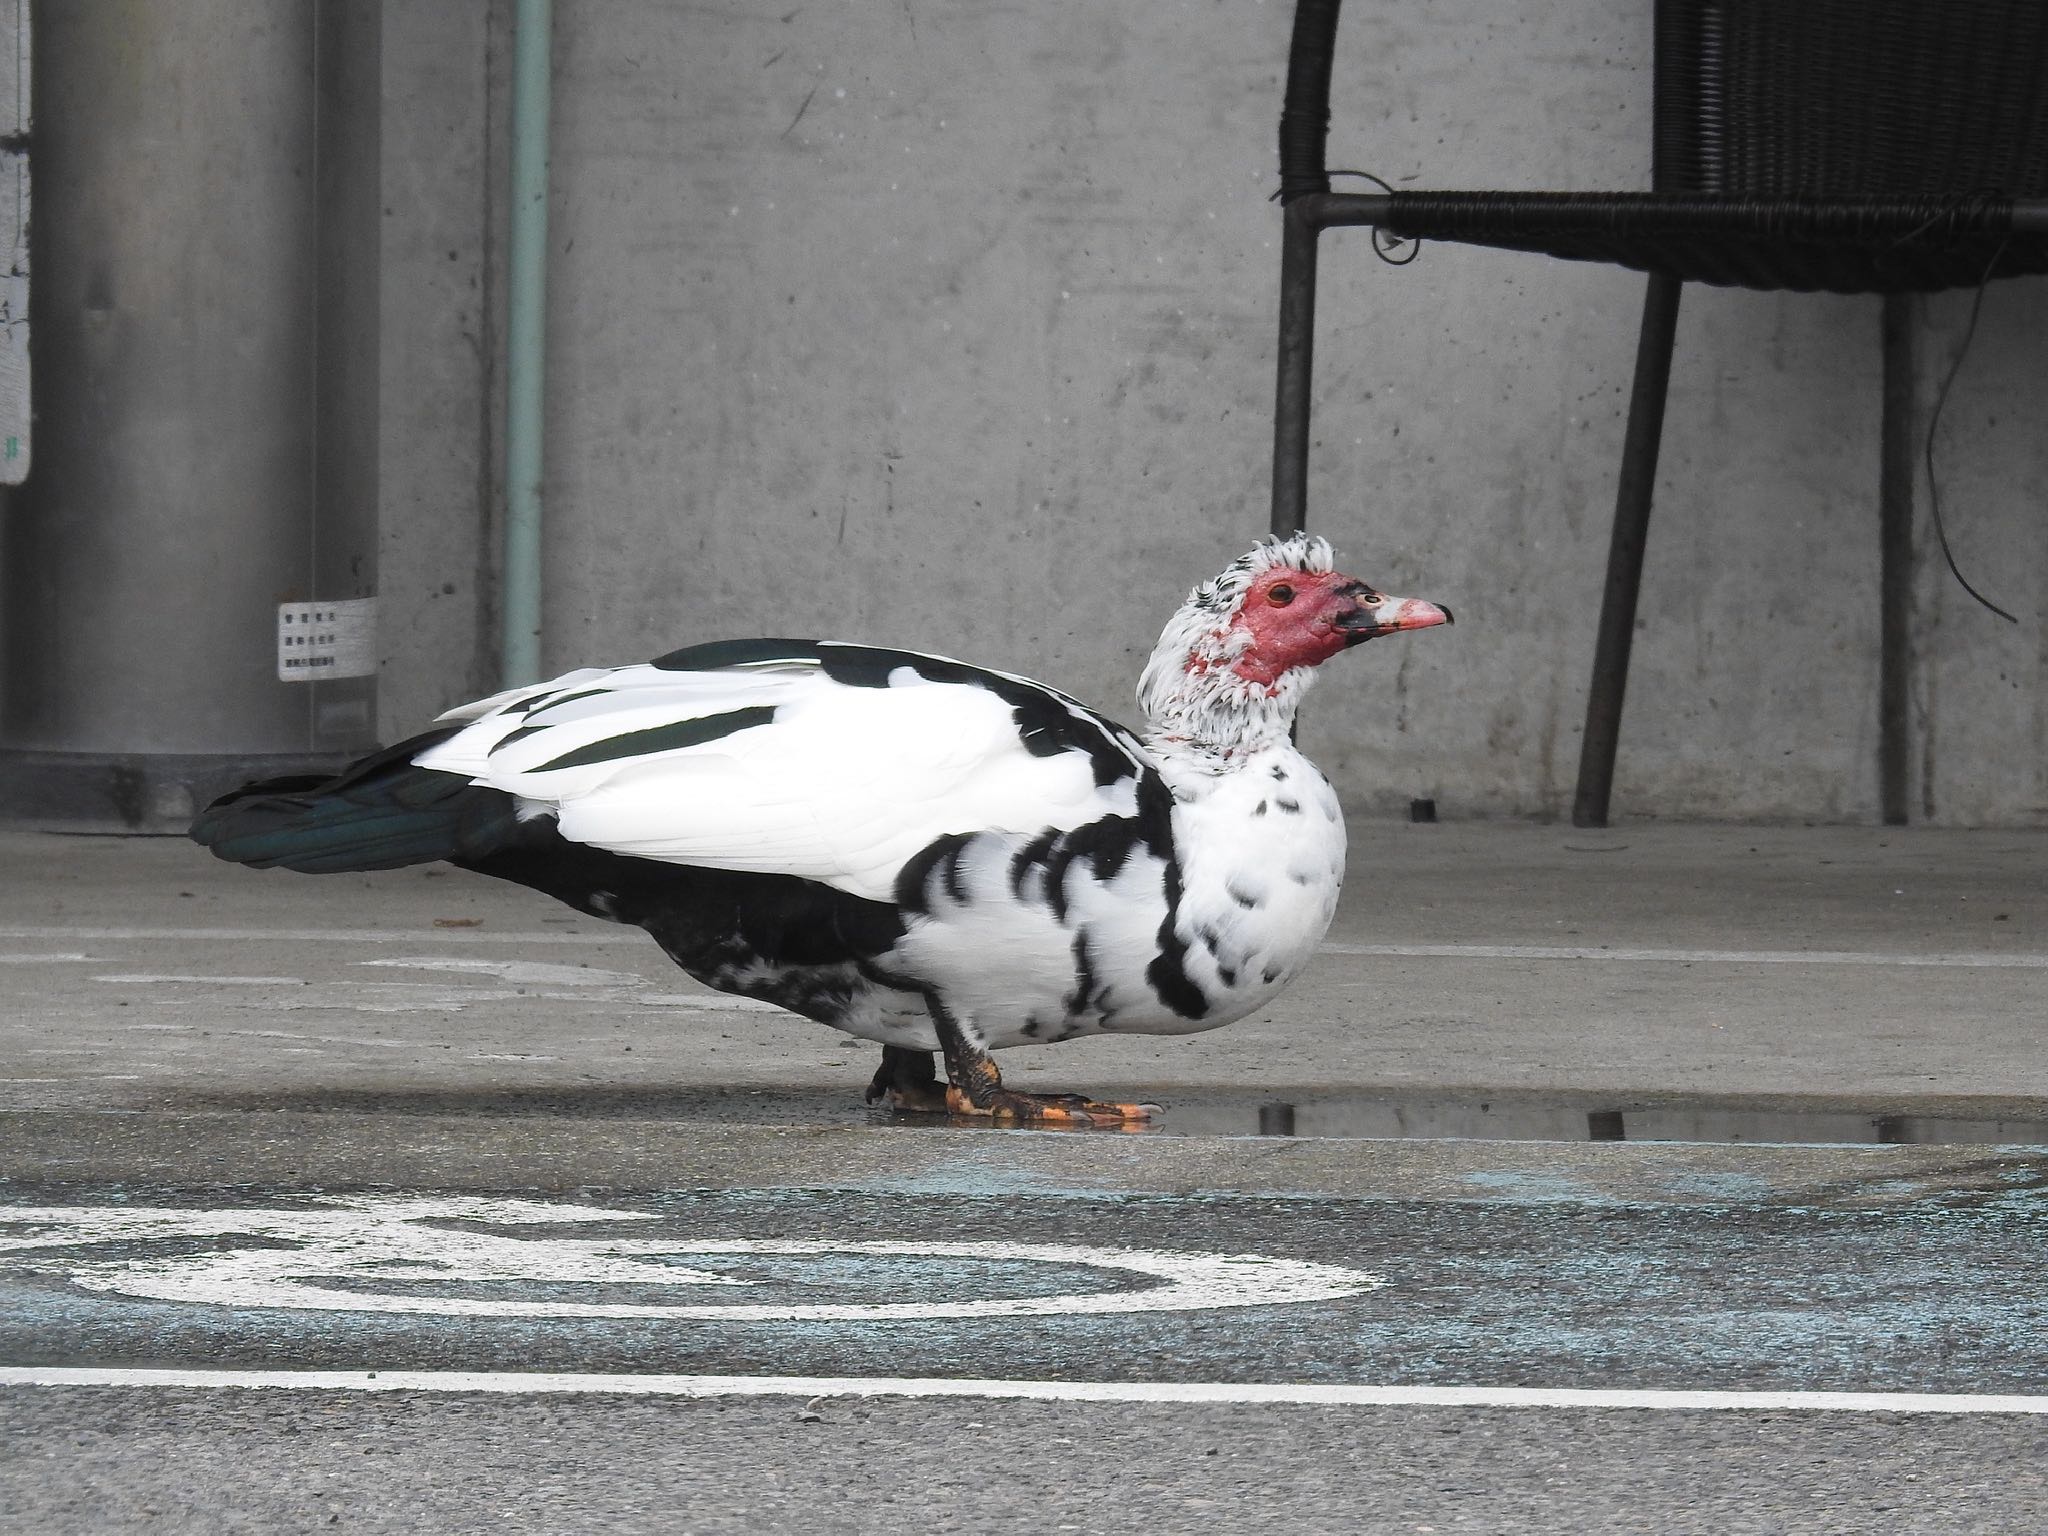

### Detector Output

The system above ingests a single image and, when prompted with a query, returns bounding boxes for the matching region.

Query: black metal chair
[1272,0,2048,825]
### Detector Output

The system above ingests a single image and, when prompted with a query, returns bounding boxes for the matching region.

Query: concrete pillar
[0,0,380,827]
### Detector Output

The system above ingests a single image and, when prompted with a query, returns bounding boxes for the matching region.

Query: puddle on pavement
[1153,1097,2048,1147]
[167,1085,2048,1147]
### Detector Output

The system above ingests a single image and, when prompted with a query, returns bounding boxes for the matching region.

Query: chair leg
[1270,201,1322,538]
[1877,294,1913,825]
[1572,271,1684,829]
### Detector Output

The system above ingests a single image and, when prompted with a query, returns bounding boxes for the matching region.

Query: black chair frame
[1272,0,2048,826]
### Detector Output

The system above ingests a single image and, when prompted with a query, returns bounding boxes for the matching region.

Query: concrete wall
[377,2,496,734]
[375,0,2048,826]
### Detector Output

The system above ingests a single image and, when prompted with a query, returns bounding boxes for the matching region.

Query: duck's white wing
[413,640,1158,903]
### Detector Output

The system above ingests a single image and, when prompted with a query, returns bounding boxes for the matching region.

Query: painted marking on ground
[6,926,2043,970]
[358,956,786,1010]
[4,1368,2044,1415]
[89,974,309,986]
[0,926,627,946]
[0,1196,1379,1321]
[358,957,646,987]
[1324,942,2048,969]
[72,956,786,1017]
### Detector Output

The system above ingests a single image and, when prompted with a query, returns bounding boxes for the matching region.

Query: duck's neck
[1135,609,1318,774]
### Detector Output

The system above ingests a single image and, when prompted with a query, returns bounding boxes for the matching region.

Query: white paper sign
[277,597,378,681]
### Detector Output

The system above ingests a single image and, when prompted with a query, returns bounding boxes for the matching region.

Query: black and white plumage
[191,534,1451,1123]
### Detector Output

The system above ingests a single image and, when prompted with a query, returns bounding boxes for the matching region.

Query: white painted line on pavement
[1324,942,2048,970]
[0,926,622,945]
[358,957,647,986]
[4,1368,2045,1414]
[8,927,2046,970]
[89,974,308,986]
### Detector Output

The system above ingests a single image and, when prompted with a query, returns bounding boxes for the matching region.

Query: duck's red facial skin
[1227,567,1454,688]
[1228,568,1362,685]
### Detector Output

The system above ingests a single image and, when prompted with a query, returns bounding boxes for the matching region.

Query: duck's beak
[1335,588,1454,645]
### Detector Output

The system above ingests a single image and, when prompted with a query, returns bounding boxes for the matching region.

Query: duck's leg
[921,994,1153,1126]
[864,1044,949,1113]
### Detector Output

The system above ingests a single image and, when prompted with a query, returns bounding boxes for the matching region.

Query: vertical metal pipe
[1572,271,1684,829]
[1271,200,1321,537]
[1877,294,1914,826]
[501,0,552,688]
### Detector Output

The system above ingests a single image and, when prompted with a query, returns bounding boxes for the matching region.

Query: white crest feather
[1137,533,1337,759]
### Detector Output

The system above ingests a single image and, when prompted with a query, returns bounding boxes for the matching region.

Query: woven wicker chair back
[1653,0,2048,196]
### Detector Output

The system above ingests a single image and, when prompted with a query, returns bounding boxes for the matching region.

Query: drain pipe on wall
[501,0,552,688]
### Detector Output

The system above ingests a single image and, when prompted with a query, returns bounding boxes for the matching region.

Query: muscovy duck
[192,534,1450,1124]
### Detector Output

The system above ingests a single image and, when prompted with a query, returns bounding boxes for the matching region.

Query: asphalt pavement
[3,820,2046,1533]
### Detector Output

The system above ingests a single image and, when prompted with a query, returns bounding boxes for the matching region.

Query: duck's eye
[1267,583,1296,607]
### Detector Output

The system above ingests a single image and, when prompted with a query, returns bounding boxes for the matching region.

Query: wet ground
[6,1151,2048,1389]
[4,823,2047,1532]
[103,1081,2048,1145]
[7,1138,2048,1534]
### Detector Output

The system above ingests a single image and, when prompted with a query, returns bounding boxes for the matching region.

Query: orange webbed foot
[942,1084,1155,1130]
